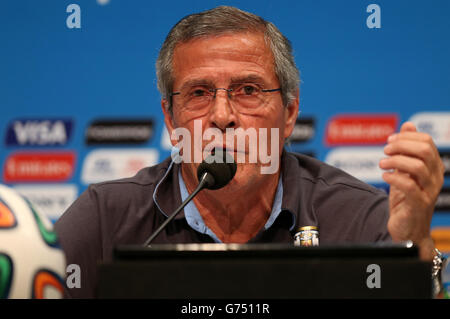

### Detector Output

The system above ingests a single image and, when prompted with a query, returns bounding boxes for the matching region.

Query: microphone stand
[143,172,214,247]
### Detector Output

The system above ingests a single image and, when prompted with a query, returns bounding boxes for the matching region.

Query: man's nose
[208,89,237,131]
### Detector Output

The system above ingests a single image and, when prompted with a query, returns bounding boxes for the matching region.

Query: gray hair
[156,6,300,113]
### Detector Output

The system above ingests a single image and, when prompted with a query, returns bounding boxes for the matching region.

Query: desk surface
[98,243,431,299]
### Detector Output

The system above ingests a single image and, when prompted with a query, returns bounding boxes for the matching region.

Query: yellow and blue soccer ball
[0,184,66,298]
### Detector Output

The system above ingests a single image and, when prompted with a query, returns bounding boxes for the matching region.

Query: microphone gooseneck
[143,149,236,246]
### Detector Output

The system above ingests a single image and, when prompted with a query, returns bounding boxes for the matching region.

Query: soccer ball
[0,184,66,298]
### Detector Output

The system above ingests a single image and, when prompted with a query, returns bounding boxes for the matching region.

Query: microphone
[143,149,237,246]
[197,149,237,190]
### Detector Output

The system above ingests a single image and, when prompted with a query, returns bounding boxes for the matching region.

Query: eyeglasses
[170,83,281,114]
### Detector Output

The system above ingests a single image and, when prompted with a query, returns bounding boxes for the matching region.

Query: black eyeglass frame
[167,86,282,112]
[169,87,281,98]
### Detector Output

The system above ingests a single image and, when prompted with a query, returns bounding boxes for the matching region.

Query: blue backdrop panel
[0,1,449,251]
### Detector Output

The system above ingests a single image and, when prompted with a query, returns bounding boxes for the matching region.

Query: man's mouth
[204,144,246,155]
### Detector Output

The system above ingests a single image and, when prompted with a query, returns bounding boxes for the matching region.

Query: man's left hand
[379,122,445,260]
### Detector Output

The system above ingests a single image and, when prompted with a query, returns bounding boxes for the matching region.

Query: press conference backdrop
[1,0,449,268]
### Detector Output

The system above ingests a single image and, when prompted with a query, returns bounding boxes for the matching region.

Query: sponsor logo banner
[81,148,159,184]
[288,117,315,143]
[85,119,154,145]
[325,114,398,146]
[325,147,385,183]
[431,227,450,254]
[13,184,78,221]
[409,112,450,147]
[5,119,73,146]
[3,152,76,182]
[436,188,450,212]
[440,152,450,176]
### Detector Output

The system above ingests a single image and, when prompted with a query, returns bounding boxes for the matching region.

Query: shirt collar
[178,169,287,242]
[153,149,299,230]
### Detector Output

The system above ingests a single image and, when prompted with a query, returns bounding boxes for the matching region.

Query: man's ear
[161,99,177,147]
[283,90,300,139]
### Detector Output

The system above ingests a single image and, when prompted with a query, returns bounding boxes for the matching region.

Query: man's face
[162,31,298,189]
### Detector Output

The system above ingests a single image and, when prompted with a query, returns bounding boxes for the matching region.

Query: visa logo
[5,119,73,146]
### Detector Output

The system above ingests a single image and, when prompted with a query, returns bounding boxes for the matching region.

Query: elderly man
[55,6,445,298]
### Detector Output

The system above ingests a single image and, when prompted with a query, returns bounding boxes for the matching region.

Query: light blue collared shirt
[178,170,284,243]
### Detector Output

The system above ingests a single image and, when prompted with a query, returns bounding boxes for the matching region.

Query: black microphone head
[197,149,237,190]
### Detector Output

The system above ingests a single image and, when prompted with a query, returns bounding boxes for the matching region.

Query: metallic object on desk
[432,248,448,298]
[294,226,319,247]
